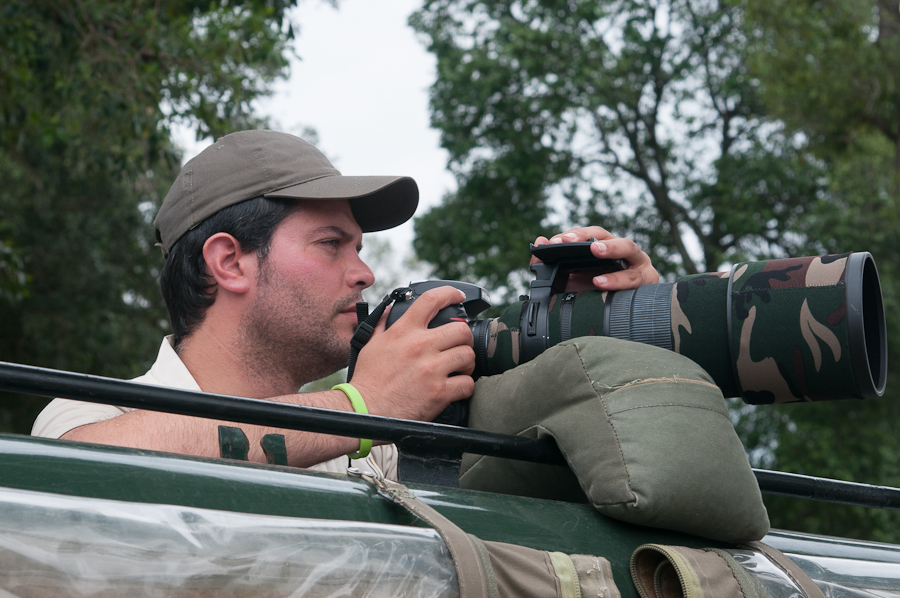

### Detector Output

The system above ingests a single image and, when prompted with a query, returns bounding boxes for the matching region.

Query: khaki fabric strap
[703,548,770,598]
[548,551,581,598]
[478,539,561,598]
[631,544,759,598]
[567,553,621,598]
[469,536,501,598]
[632,542,825,598]
[381,478,493,598]
[746,541,826,598]
[354,465,619,598]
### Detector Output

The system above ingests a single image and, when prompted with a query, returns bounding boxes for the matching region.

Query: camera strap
[346,288,411,382]
[560,292,577,342]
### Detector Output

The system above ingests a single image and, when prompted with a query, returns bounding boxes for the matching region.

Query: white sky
[173,0,454,285]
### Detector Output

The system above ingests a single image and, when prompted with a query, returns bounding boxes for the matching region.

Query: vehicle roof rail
[1,360,898,512]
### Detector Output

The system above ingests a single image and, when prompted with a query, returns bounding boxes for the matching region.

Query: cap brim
[264,175,418,232]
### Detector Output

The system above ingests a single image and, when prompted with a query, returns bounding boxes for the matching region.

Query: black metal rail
[2,360,899,512]
[0,361,563,465]
[753,469,900,511]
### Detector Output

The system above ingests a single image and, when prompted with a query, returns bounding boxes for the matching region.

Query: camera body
[385,280,491,329]
[384,242,626,426]
[386,241,626,375]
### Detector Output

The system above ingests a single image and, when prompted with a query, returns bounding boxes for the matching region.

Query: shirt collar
[146,335,203,392]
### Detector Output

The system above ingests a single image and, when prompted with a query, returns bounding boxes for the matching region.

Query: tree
[734,0,900,541]
[411,0,900,540]
[0,0,298,433]
[410,0,823,302]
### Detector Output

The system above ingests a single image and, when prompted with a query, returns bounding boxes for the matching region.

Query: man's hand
[532,226,659,291]
[350,286,475,423]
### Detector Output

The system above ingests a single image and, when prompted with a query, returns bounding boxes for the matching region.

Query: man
[32,130,658,477]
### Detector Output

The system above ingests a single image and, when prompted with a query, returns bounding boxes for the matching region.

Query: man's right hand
[349,286,475,423]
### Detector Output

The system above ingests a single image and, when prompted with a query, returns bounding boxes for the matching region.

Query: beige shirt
[31,336,398,478]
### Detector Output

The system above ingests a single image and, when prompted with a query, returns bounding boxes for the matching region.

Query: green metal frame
[0,433,709,597]
[3,432,899,597]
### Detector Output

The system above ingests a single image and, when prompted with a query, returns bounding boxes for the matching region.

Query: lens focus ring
[605,283,674,351]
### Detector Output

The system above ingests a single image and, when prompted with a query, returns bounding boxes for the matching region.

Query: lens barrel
[478,252,887,404]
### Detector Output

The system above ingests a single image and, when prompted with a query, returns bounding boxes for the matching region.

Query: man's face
[239,199,375,385]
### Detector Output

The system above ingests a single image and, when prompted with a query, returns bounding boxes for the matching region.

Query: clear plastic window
[728,548,900,598]
[0,487,459,597]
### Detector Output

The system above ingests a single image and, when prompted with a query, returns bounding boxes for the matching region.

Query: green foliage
[411,0,824,303]
[0,0,297,433]
[414,0,900,541]
[735,0,900,540]
[740,0,899,160]
[761,396,900,542]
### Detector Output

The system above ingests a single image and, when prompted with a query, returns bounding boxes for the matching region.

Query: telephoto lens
[475,252,886,405]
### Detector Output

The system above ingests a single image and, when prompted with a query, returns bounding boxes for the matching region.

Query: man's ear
[202,233,257,295]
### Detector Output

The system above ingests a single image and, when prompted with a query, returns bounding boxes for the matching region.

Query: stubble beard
[238,264,358,393]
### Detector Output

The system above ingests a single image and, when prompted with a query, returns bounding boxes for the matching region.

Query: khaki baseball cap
[154,130,418,256]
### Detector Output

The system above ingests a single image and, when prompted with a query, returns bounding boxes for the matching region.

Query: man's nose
[349,255,375,289]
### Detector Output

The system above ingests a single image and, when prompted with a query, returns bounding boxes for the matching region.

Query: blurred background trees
[0,0,298,431]
[411,0,900,541]
[411,0,822,293]
[1,0,898,541]
[738,0,900,541]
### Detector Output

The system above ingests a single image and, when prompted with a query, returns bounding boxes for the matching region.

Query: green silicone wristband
[332,383,372,459]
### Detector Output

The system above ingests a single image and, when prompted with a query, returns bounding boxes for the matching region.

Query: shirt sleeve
[31,399,133,439]
[374,444,399,480]
[306,445,399,479]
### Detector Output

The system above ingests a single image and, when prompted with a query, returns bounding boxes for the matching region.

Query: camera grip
[386,301,468,330]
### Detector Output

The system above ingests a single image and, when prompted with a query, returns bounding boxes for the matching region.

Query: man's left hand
[531,226,659,291]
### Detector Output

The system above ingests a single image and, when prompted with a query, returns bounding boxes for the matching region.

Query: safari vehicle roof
[1,360,899,597]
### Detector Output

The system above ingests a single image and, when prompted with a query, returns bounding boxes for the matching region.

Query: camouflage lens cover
[672,273,736,397]
[480,252,885,404]
[484,302,524,376]
[728,254,860,404]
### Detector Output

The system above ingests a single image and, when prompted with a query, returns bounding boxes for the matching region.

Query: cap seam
[252,140,274,184]
[265,175,413,199]
[263,172,337,196]
[187,166,195,234]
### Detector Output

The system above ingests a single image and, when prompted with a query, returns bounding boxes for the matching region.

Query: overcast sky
[173,0,454,286]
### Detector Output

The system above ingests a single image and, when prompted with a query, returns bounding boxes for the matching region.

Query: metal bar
[753,469,900,511]
[4,360,900,512]
[0,361,565,465]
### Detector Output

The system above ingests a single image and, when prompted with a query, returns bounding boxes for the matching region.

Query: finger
[591,238,656,272]
[398,286,468,328]
[427,320,476,352]
[530,235,550,265]
[591,267,652,290]
[548,226,613,243]
[443,374,475,403]
[589,236,641,261]
[442,343,476,376]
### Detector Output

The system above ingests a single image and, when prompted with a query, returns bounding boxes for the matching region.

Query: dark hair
[159,196,297,347]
